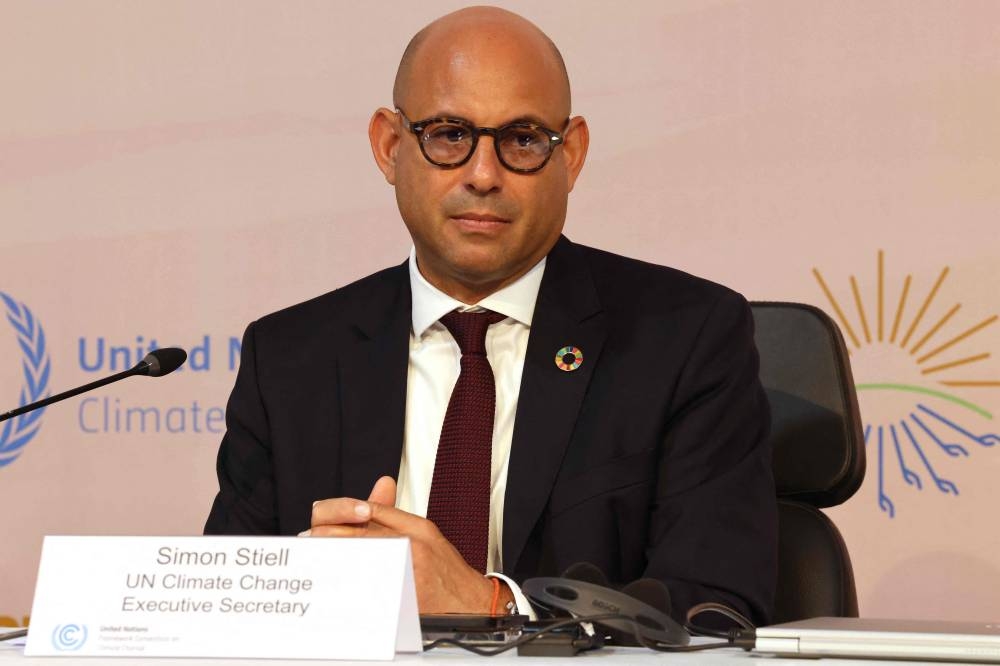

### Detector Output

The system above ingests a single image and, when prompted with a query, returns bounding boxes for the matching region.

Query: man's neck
[408,248,546,337]
[417,266,530,305]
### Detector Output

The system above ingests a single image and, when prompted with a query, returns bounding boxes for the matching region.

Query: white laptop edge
[754,617,1000,663]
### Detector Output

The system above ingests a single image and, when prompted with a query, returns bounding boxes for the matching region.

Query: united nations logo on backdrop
[813,251,998,518]
[0,291,51,468]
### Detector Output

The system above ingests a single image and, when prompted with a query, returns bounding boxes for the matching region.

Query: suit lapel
[503,237,607,572]
[337,263,412,500]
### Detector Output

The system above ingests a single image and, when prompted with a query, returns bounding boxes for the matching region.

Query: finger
[311,497,372,527]
[367,475,397,506]
[367,502,435,538]
[308,523,400,538]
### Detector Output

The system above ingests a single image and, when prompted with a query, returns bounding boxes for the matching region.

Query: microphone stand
[1,365,149,423]
[1,348,186,423]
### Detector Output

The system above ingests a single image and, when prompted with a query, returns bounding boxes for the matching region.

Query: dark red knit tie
[426,309,505,573]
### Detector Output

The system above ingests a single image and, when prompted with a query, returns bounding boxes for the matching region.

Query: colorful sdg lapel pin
[555,346,583,372]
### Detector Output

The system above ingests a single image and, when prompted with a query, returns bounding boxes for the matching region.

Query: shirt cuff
[486,572,537,621]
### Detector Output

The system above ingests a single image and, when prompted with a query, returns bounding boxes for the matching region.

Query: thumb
[367,475,397,506]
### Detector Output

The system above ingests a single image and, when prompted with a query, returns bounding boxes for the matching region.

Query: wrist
[487,577,516,615]
[498,583,516,614]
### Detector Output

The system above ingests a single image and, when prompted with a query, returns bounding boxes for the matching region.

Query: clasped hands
[301,476,513,614]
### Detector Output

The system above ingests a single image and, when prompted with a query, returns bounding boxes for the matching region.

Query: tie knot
[440,310,505,355]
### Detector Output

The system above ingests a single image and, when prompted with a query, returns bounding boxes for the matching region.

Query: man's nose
[463,135,504,194]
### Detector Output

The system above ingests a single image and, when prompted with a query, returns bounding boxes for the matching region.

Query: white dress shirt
[397,247,544,614]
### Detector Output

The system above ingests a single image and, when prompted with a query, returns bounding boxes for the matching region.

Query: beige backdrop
[2,1,999,625]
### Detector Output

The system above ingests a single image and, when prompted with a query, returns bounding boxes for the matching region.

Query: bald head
[370,6,589,303]
[392,6,571,116]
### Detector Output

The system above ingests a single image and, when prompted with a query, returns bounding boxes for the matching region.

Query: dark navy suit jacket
[205,236,778,624]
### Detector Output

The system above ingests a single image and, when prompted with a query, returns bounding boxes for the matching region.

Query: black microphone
[0,347,187,423]
[140,347,187,377]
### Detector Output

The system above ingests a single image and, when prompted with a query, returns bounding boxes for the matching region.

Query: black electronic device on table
[420,613,528,645]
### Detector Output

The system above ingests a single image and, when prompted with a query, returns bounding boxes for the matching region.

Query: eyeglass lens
[419,121,554,170]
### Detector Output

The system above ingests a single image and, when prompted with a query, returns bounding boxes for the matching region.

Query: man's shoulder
[250,261,408,338]
[563,240,755,360]
[569,241,744,310]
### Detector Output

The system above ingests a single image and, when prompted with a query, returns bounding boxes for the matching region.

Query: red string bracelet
[489,577,501,615]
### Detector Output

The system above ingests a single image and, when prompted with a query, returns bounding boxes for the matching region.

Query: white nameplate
[26,535,420,660]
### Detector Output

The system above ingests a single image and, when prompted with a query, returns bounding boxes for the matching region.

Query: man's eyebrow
[423,112,555,127]
[424,111,469,121]
[504,115,551,126]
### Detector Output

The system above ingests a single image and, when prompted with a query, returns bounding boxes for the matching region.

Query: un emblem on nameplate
[50,624,88,651]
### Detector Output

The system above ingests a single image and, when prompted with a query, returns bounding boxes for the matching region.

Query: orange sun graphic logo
[813,250,998,518]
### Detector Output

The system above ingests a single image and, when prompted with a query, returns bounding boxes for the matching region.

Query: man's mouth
[449,212,512,231]
[450,212,511,224]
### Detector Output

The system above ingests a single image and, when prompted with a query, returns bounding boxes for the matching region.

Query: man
[205,6,777,625]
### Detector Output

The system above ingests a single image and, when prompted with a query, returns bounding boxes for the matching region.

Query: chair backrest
[750,301,866,623]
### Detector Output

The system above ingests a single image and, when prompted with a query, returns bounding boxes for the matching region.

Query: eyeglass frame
[396,108,569,174]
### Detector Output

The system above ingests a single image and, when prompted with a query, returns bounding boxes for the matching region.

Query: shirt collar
[408,247,546,338]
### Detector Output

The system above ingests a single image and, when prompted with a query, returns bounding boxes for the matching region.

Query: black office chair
[750,301,866,623]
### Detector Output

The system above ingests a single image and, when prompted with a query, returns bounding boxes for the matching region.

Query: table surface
[0,628,963,666]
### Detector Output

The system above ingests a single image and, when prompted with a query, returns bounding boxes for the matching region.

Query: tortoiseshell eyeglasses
[397,108,568,174]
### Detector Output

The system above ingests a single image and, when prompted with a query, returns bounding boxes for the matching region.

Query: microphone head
[140,348,187,377]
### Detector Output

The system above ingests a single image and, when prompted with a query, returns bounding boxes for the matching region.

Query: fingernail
[297,529,311,537]
[355,502,370,518]
[312,500,319,508]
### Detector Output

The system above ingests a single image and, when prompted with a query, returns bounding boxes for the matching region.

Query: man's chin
[449,259,509,286]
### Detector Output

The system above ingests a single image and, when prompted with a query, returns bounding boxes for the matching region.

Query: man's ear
[562,116,590,193]
[369,107,401,185]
